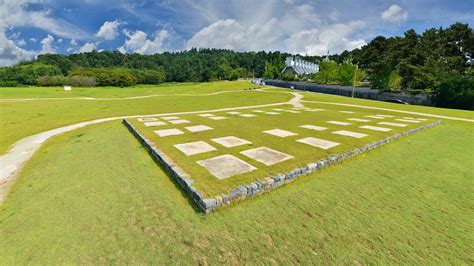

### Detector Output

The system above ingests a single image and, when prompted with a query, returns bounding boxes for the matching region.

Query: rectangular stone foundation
[123,119,441,214]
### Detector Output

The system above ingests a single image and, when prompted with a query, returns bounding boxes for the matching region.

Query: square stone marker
[241,147,293,166]
[198,113,215,117]
[161,116,180,120]
[252,110,265,113]
[211,136,251,147]
[365,115,385,119]
[297,137,340,150]
[144,121,167,127]
[169,119,190,124]
[332,130,368,138]
[348,118,370,122]
[359,125,392,132]
[300,125,327,131]
[197,154,257,179]
[263,129,298,137]
[396,119,421,123]
[174,141,216,156]
[240,114,256,117]
[375,114,394,118]
[209,116,228,120]
[138,117,158,122]
[339,111,355,114]
[185,125,213,132]
[265,112,280,115]
[326,121,351,126]
[378,122,407,127]
[154,128,184,137]
[227,111,241,115]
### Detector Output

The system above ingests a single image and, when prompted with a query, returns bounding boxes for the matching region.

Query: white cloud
[17,39,26,46]
[118,30,168,54]
[0,31,35,66]
[186,3,367,56]
[39,34,55,54]
[96,20,123,40]
[381,4,408,23]
[70,38,78,46]
[78,42,97,53]
[30,37,37,43]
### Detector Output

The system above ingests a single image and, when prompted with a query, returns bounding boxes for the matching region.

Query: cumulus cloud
[39,34,55,54]
[381,4,408,23]
[78,42,97,53]
[96,20,123,40]
[0,31,35,66]
[186,4,367,56]
[118,30,168,54]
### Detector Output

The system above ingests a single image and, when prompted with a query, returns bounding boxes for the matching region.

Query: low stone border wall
[124,119,441,213]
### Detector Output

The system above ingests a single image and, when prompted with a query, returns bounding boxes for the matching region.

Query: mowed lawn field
[0,81,473,264]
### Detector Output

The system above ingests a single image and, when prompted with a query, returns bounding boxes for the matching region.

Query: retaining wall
[264,79,432,106]
[124,119,441,213]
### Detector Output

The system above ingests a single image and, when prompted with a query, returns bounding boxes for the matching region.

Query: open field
[0,81,473,263]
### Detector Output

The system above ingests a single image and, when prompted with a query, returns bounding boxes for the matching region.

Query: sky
[1,0,473,66]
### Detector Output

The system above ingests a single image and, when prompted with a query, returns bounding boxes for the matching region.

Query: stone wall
[264,79,432,106]
[124,119,441,213]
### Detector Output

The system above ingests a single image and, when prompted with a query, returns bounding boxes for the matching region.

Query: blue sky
[1,0,473,66]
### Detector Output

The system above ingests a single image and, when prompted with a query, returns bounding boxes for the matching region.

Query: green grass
[1,120,472,264]
[0,82,288,154]
[0,83,473,263]
[129,105,437,197]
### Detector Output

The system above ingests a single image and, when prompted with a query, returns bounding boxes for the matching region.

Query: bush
[282,73,296,81]
[67,76,96,87]
[433,75,474,110]
[37,75,66,86]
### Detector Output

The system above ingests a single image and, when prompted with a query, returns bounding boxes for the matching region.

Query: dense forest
[0,23,472,109]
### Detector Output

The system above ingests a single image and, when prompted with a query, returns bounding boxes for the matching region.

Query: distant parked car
[386,99,409,104]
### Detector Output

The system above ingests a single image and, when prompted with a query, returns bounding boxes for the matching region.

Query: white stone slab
[174,141,217,156]
[326,121,351,126]
[365,115,385,119]
[359,125,392,132]
[375,114,394,118]
[198,113,215,117]
[272,108,285,111]
[209,116,228,120]
[263,129,298,137]
[300,125,327,131]
[282,110,301,113]
[252,110,265,113]
[161,116,180,120]
[241,147,293,166]
[396,119,421,123]
[239,114,256,117]
[169,119,190,124]
[348,118,370,122]
[305,109,324,112]
[332,130,368,138]
[378,122,407,127]
[144,121,167,127]
[211,136,251,147]
[185,125,213,132]
[138,117,158,122]
[154,128,184,137]
[339,111,355,114]
[227,111,241,115]
[296,137,340,149]
[265,112,280,115]
[415,118,427,121]
[197,155,257,179]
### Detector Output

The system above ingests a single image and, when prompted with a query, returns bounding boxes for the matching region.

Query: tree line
[0,23,472,109]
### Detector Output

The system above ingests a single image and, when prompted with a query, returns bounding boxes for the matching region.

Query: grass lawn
[0,82,473,263]
[128,104,437,198]
[0,82,288,154]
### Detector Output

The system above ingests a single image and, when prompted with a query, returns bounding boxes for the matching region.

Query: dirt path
[302,100,474,123]
[0,92,302,203]
[0,89,252,102]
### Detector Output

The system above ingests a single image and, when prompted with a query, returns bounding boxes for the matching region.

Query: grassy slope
[0,84,288,154]
[129,105,436,197]
[1,114,473,262]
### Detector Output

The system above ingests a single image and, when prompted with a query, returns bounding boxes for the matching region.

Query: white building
[282,56,319,76]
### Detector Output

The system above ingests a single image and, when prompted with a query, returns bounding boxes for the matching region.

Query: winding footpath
[0,92,301,202]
